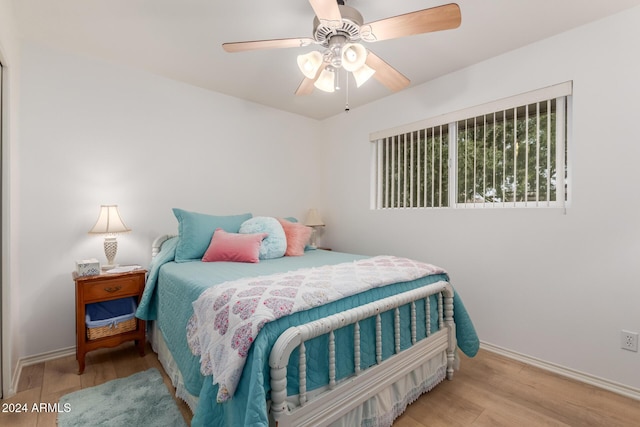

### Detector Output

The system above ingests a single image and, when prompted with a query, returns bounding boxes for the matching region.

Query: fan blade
[365,51,410,92]
[295,63,327,96]
[362,3,461,42]
[308,0,342,23]
[295,77,316,96]
[223,37,314,53]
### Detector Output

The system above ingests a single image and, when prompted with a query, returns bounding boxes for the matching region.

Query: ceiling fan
[222,1,461,95]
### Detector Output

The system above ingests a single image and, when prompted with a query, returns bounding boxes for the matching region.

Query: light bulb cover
[297,51,323,79]
[342,43,367,72]
[314,68,336,93]
[352,64,376,87]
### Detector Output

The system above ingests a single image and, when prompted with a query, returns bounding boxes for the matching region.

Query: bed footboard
[269,281,456,427]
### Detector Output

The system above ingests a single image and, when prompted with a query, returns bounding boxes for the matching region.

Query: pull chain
[345,69,350,113]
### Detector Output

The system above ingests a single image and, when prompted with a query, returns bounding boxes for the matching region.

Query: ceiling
[12,0,640,120]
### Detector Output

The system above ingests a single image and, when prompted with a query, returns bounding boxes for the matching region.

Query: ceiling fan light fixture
[342,43,367,72]
[223,3,463,99]
[314,68,336,93]
[352,63,376,87]
[297,51,323,79]
[327,34,347,68]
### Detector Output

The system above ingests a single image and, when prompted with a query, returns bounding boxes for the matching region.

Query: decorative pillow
[239,216,286,260]
[202,228,267,263]
[277,218,312,256]
[173,208,252,262]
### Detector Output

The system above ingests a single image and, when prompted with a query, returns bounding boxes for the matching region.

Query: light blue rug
[58,368,187,427]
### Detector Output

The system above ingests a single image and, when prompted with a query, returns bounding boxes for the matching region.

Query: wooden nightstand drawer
[82,275,142,302]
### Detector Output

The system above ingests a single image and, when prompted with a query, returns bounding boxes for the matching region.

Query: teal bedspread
[136,238,479,427]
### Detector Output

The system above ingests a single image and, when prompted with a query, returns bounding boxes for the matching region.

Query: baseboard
[480,341,640,401]
[7,341,640,402]
[8,346,75,398]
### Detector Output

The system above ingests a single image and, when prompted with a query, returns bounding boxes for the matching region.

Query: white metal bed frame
[270,283,456,427]
[150,235,457,427]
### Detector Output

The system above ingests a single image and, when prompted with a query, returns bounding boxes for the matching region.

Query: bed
[136,210,479,427]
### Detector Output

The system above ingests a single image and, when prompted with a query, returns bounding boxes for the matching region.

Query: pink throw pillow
[277,218,313,256]
[202,228,268,263]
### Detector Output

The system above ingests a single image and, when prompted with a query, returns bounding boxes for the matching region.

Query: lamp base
[103,237,119,269]
[309,228,319,249]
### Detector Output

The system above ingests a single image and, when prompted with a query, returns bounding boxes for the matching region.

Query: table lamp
[304,208,325,249]
[88,205,131,270]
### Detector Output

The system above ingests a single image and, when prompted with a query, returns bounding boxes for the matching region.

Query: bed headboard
[151,234,177,258]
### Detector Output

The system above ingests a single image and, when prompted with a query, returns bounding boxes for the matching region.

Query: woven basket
[87,317,136,340]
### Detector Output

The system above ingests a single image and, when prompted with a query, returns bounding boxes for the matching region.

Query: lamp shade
[88,205,131,235]
[304,208,325,227]
[341,43,367,72]
[314,68,336,93]
[297,51,323,79]
[352,63,376,87]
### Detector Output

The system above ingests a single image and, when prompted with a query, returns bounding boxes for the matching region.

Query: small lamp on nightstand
[88,205,131,270]
[304,208,325,249]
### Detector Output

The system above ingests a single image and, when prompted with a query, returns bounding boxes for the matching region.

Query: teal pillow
[173,208,252,262]
[238,216,286,260]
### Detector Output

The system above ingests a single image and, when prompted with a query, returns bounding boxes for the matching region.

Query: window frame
[370,82,572,210]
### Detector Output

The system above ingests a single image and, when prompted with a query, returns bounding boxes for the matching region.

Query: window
[370,82,571,209]
[374,126,450,208]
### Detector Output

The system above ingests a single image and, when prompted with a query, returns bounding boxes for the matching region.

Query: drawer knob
[104,286,122,293]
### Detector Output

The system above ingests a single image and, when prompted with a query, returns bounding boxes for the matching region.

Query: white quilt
[186,255,445,402]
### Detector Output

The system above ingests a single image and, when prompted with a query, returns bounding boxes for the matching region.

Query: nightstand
[73,269,147,374]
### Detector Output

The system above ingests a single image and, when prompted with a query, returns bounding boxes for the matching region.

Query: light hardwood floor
[2,343,640,426]
[0,342,192,427]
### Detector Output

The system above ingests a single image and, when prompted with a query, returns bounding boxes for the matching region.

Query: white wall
[0,0,22,397]
[321,7,640,390]
[16,42,322,358]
